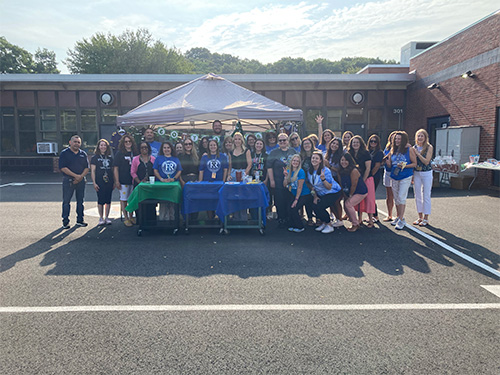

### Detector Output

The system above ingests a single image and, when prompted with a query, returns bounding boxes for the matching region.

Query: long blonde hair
[285,154,302,186]
[415,129,431,156]
[232,132,246,152]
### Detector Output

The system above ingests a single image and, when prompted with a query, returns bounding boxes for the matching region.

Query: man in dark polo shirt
[59,135,89,229]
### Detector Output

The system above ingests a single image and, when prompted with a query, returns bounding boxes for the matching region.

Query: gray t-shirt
[266,148,297,188]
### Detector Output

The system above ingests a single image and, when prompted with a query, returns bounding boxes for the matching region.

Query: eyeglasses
[370,140,378,143]
[184,143,192,146]
[290,137,298,141]
[124,140,132,143]
[278,139,288,143]
[140,146,149,149]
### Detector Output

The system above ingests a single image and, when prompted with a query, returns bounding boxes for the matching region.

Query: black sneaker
[62,222,70,229]
[75,221,88,227]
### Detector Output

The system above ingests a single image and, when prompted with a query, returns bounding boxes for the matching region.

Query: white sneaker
[332,219,344,227]
[315,223,327,232]
[98,218,105,226]
[391,218,400,226]
[293,228,305,233]
[321,224,334,234]
[395,218,406,230]
[105,218,112,225]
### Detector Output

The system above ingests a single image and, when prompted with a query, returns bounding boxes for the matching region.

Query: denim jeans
[62,176,86,223]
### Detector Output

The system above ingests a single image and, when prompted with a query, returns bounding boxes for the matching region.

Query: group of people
[59,118,434,234]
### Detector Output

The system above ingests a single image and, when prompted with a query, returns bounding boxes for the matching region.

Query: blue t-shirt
[307,167,341,196]
[317,144,327,153]
[286,168,311,196]
[153,155,182,179]
[390,147,413,180]
[59,147,89,177]
[199,153,229,182]
[148,141,162,159]
[266,144,279,154]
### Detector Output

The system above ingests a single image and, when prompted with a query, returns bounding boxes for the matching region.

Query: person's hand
[115,182,121,190]
[227,175,232,181]
[93,182,99,191]
[313,197,319,205]
[320,169,325,181]
[291,199,297,208]
[74,175,82,184]
[270,180,275,188]
[283,167,289,178]
[315,114,323,125]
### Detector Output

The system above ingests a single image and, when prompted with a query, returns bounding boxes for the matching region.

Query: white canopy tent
[116,73,303,132]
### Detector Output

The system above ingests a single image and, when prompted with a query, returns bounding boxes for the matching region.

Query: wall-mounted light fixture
[461,70,475,78]
[100,92,114,105]
[427,83,440,90]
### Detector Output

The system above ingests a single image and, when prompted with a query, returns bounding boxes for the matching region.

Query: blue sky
[1,0,498,73]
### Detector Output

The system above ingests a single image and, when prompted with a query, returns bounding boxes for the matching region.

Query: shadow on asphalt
[0,220,469,280]
[406,225,500,280]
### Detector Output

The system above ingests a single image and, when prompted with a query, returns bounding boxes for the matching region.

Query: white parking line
[378,210,500,278]
[1,303,500,313]
[482,285,500,298]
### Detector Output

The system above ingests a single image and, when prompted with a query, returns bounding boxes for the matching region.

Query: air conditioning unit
[37,142,58,155]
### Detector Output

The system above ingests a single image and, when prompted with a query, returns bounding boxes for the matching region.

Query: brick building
[405,11,500,187]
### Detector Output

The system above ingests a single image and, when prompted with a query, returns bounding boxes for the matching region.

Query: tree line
[1,29,397,75]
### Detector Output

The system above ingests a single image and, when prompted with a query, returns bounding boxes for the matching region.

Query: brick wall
[406,12,500,187]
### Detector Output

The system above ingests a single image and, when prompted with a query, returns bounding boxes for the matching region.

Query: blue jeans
[62,176,86,223]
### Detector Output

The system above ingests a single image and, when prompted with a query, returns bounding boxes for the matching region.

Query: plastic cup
[149,176,155,184]
[236,171,242,182]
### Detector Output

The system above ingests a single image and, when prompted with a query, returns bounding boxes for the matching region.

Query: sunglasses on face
[140,146,148,149]
[370,140,378,143]
[290,137,298,141]
[124,140,132,143]
[184,143,192,146]
[278,139,288,143]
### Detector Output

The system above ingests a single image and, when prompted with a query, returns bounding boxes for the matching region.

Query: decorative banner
[157,127,166,136]
[255,132,263,139]
[190,134,199,142]
[213,135,220,143]
[170,131,178,140]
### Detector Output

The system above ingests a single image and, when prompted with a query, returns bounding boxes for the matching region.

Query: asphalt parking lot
[1,172,499,374]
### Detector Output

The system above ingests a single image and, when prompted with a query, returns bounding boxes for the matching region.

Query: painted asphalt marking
[378,210,500,279]
[84,204,123,219]
[1,303,500,313]
[481,285,500,298]
[0,182,92,188]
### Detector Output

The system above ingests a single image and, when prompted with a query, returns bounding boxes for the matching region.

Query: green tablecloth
[126,181,182,212]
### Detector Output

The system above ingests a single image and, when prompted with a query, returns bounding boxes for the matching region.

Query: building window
[305,109,322,135]
[0,108,16,154]
[60,109,77,131]
[327,109,343,132]
[40,109,57,143]
[81,109,97,151]
[18,110,36,154]
[101,108,118,123]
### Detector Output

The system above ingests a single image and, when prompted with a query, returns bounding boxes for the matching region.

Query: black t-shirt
[113,150,136,185]
[370,149,384,179]
[178,153,199,176]
[351,149,371,178]
[250,150,268,180]
[230,151,248,170]
[91,154,114,186]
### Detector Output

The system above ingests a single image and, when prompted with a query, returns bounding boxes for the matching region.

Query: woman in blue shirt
[387,131,417,230]
[283,154,312,233]
[153,141,182,221]
[198,139,228,182]
[307,151,342,234]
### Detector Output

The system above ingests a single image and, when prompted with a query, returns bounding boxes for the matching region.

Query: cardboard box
[450,176,473,190]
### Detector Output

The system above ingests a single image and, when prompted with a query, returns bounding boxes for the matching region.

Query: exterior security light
[427,83,439,90]
[461,70,475,78]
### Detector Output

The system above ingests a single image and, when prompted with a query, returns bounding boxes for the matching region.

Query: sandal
[307,219,315,226]
[413,218,423,225]
[382,217,393,222]
[373,217,379,223]
[366,222,374,228]
[419,219,429,227]
[347,225,360,232]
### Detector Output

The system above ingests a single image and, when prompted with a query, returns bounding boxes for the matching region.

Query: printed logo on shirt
[161,160,178,176]
[207,159,221,173]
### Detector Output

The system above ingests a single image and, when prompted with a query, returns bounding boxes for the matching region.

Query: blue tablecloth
[216,183,269,224]
[182,181,224,214]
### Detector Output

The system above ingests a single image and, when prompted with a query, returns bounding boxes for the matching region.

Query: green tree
[34,48,60,73]
[65,29,193,74]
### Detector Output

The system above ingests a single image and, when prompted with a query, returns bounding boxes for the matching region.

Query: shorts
[383,169,392,187]
[119,184,133,201]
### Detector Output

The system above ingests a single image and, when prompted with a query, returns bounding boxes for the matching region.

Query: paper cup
[149,176,155,184]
